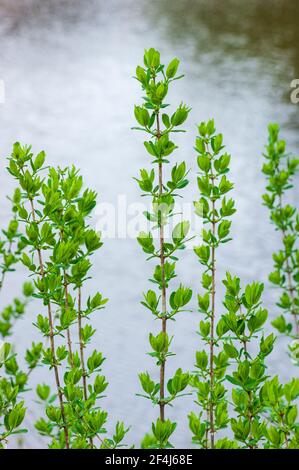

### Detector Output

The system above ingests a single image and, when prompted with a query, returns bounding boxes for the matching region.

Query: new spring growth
[223,277,271,448]
[0,189,35,337]
[1,49,298,451]
[221,275,299,448]
[0,188,41,447]
[189,120,235,449]
[262,123,299,365]
[133,48,192,449]
[190,120,299,449]
[0,277,41,434]
[7,143,128,449]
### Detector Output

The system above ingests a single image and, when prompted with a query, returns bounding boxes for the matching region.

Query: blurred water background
[0,0,299,448]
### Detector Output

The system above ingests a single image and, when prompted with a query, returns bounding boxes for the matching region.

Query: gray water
[0,0,299,448]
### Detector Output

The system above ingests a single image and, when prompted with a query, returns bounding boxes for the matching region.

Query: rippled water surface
[0,0,299,448]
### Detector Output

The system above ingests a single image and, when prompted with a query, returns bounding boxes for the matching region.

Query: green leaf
[166,58,180,79]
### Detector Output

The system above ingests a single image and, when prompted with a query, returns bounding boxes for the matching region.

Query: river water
[0,0,299,448]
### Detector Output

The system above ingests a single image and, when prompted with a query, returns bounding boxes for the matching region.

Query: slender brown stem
[280,412,290,448]
[29,198,70,449]
[247,391,254,449]
[78,287,88,399]
[156,109,167,423]
[239,305,248,355]
[60,224,74,367]
[77,286,93,448]
[205,409,209,448]
[239,305,255,448]
[210,190,216,449]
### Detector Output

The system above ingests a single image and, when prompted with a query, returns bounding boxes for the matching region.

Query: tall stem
[239,305,255,448]
[210,185,216,449]
[247,390,254,449]
[77,286,93,447]
[29,199,70,449]
[156,110,167,423]
[60,224,74,366]
[239,304,248,355]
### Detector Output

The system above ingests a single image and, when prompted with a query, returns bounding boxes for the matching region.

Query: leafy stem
[134,48,192,449]
[29,196,70,448]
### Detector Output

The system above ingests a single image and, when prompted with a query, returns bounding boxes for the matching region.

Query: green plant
[189,120,234,448]
[1,53,298,451]
[222,276,273,448]
[7,143,128,449]
[0,282,33,338]
[0,342,26,448]
[0,189,23,290]
[261,376,299,448]
[0,284,41,447]
[262,123,299,364]
[133,48,192,448]
[189,120,299,449]
[0,189,41,447]
[222,275,299,448]
[0,189,35,338]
